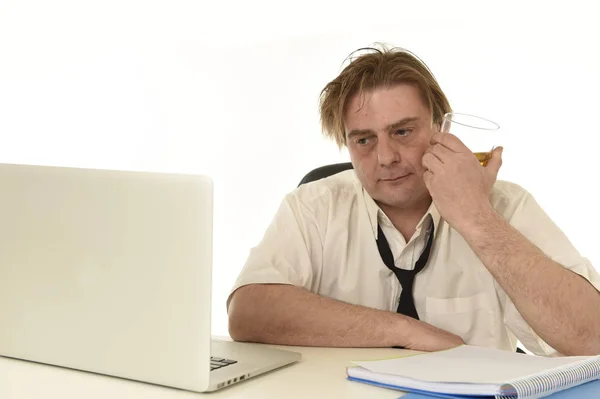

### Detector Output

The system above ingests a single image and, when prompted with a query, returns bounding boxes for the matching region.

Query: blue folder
[398,378,600,399]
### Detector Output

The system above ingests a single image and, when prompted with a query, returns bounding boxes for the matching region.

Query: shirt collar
[361,186,441,240]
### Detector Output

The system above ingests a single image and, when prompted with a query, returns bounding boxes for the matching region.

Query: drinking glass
[440,112,500,166]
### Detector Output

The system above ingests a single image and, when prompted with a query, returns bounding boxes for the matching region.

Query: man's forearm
[228,284,413,347]
[457,205,600,355]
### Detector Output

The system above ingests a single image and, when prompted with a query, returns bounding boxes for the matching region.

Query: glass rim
[443,112,500,131]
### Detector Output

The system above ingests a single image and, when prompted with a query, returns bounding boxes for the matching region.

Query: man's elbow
[227,284,291,343]
[227,286,256,342]
[228,314,246,342]
[580,332,600,356]
[563,328,600,356]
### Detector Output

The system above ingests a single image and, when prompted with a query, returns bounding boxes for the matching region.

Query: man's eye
[395,129,411,136]
[357,137,370,145]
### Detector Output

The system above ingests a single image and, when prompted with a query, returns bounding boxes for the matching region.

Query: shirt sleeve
[226,192,324,310]
[494,183,600,356]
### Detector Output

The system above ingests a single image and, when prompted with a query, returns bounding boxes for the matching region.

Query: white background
[1,0,598,337]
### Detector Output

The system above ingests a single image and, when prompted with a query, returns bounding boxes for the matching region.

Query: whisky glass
[440,112,500,166]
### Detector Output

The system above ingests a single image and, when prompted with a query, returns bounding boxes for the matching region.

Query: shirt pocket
[424,293,503,348]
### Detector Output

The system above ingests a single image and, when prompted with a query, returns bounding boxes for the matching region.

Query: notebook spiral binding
[496,356,600,399]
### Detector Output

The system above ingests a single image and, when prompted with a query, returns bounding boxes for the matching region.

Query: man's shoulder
[490,180,532,214]
[492,180,529,198]
[287,169,360,208]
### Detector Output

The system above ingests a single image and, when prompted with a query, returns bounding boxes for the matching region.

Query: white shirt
[229,170,600,355]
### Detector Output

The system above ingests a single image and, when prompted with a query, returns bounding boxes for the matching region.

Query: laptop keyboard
[210,356,238,371]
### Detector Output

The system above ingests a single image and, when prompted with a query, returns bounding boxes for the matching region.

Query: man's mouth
[380,174,410,182]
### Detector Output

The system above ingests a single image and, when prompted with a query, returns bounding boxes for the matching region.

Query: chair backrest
[297,162,353,187]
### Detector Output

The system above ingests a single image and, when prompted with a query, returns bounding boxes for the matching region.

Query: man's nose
[377,136,401,166]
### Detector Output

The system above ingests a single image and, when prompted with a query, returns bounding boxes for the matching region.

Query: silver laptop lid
[0,163,213,392]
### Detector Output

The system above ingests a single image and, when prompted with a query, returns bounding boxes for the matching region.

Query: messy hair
[319,44,451,148]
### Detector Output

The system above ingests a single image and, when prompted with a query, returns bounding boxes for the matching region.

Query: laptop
[0,162,301,392]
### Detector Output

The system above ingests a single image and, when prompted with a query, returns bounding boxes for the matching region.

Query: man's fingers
[423,169,434,191]
[430,132,469,153]
[429,143,454,163]
[485,146,503,179]
[422,152,443,174]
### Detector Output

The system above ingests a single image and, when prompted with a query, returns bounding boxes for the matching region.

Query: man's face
[344,84,435,211]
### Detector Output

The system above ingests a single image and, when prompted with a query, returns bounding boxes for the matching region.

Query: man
[227,46,600,356]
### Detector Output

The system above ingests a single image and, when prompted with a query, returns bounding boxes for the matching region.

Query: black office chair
[297,162,353,187]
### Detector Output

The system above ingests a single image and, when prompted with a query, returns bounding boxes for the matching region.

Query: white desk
[0,342,417,399]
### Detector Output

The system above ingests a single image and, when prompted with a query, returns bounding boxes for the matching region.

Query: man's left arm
[423,133,600,356]
[458,198,600,356]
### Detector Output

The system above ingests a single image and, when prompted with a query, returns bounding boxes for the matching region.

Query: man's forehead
[344,85,431,130]
[346,85,427,113]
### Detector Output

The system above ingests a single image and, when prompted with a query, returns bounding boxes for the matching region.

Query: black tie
[376,223,434,320]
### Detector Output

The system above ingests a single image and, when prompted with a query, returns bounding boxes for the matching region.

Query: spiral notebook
[347,345,600,399]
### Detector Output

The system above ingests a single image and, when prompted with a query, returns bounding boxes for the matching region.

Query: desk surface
[0,342,416,398]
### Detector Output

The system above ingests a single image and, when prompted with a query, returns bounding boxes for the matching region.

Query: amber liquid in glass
[474,151,492,166]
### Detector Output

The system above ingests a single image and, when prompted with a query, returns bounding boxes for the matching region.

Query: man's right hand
[402,320,465,352]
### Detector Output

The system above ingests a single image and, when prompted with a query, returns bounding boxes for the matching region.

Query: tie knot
[394,268,418,287]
